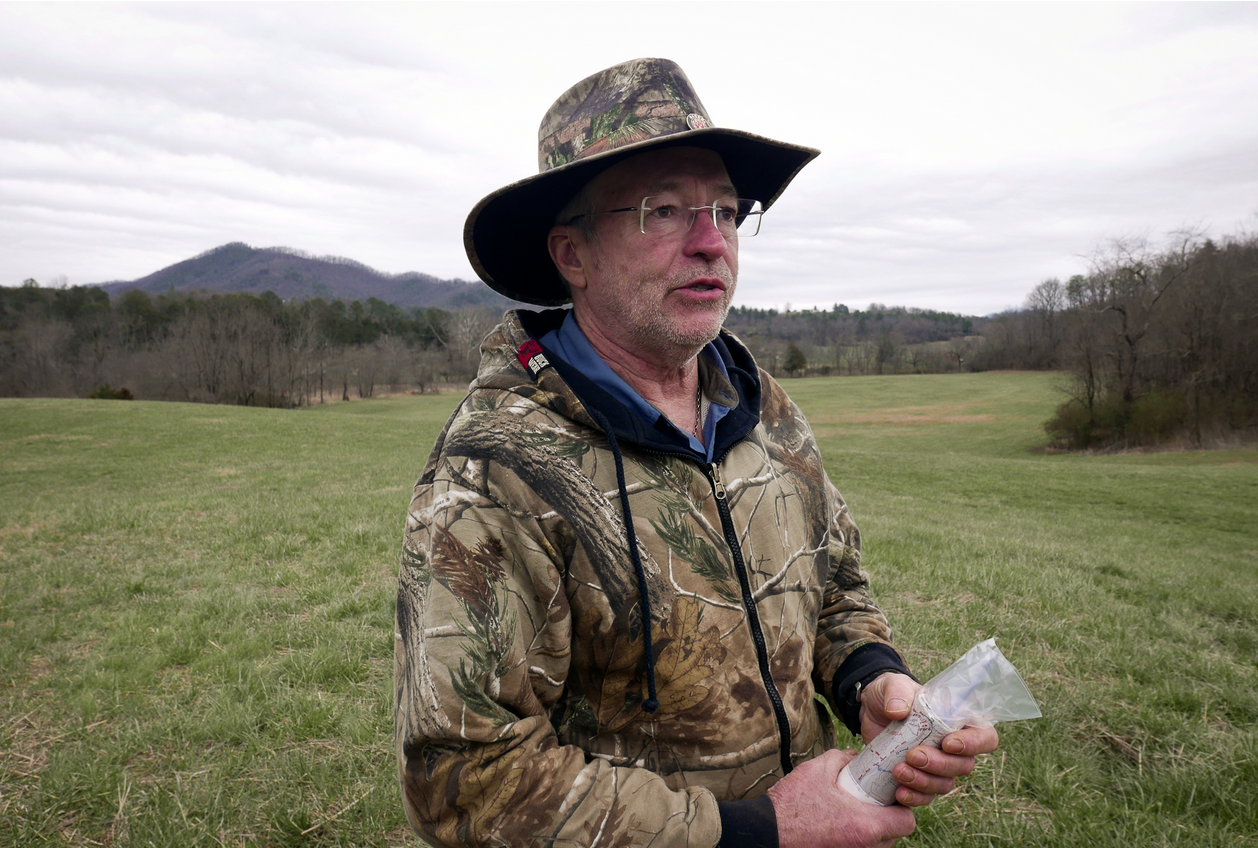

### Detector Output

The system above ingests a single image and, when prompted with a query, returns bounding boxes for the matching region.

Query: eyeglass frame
[563,196,764,238]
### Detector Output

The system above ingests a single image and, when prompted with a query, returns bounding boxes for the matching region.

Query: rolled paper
[837,638,1041,806]
[839,693,951,805]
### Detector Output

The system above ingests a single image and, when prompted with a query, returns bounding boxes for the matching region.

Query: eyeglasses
[566,196,765,239]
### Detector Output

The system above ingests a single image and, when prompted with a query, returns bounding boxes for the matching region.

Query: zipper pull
[707,462,727,500]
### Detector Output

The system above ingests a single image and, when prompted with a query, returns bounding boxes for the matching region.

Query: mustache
[671,262,736,289]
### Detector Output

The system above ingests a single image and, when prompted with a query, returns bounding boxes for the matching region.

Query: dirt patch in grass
[844,412,997,426]
[2,713,52,777]
[810,402,998,427]
[0,696,83,821]
[11,434,92,443]
[23,654,56,683]
[0,520,53,543]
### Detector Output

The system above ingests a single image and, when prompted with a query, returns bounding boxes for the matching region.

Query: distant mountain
[92,242,523,311]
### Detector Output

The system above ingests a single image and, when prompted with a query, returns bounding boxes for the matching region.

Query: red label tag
[516,340,551,377]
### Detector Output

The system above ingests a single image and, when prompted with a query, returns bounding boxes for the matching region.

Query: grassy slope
[1,373,1254,846]
[0,396,446,846]
[798,373,1258,845]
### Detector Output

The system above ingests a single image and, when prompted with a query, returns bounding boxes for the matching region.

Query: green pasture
[2,372,1255,846]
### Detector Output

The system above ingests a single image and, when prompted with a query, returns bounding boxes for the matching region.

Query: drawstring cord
[587,407,660,714]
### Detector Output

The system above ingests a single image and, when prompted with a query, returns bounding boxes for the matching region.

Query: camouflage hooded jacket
[395,309,909,848]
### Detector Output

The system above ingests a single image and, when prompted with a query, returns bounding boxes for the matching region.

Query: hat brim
[464,128,820,306]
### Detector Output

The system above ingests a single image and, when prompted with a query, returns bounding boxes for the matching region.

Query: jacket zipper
[705,461,795,777]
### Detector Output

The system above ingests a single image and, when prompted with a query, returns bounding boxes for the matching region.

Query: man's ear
[547,226,589,291]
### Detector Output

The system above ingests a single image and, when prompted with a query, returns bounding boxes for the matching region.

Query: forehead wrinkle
[645,179,739,198]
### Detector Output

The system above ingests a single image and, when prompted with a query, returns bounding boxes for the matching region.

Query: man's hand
[858,672,1000,807]
[767,748,916,848]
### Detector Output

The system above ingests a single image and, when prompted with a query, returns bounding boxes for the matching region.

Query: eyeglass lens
[639,197,763,238]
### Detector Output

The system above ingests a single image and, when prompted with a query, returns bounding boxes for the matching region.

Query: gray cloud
[3,2,1256,314]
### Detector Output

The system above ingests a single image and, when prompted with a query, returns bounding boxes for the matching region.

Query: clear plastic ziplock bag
[837,638,1041,805]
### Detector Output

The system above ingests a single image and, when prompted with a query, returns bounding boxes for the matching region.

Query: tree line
[6,223,1255,452]
[0,285,501,405]
[0,284,992,406]
[979,228,1258,448]
[723,303,983,378]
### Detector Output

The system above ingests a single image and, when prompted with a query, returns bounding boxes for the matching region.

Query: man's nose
[684,209,728,259]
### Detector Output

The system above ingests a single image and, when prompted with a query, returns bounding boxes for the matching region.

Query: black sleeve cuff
[717,795,778,848]
[831,643,916,737]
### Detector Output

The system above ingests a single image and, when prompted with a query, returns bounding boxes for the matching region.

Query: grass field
[2,372,1255,847]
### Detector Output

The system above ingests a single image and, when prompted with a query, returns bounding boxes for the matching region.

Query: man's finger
[867,673,920,718]
[941,725,1000,756]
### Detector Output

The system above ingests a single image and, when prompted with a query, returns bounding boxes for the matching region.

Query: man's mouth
[681,277,727,293]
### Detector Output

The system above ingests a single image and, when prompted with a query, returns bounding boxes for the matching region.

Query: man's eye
[715,205,738,223]
[649,205,677,220]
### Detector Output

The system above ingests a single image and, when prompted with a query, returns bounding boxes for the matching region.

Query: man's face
[566,147,740,365]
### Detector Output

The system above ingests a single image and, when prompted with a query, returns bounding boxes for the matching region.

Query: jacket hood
[476,308,763,462]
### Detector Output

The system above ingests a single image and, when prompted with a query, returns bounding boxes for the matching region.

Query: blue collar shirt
[540,310,733,462]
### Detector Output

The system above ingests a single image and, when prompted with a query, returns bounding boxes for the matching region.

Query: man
[395,58,998,848]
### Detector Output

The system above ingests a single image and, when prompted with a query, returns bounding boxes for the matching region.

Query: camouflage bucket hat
[463,58,820,306]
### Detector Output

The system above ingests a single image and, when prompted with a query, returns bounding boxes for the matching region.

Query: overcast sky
[3,2,1256,315]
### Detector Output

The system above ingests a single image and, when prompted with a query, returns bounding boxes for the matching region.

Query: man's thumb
[828,747,858,770]
[884,697,912,719]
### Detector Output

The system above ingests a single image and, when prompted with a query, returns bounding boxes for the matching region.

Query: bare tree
[376,334,415,394]
[4,318,75,396]
[1046,228,1258,447]
[1084,233,1199,403]
[448,308,500,378]
[1024,278,1065,366]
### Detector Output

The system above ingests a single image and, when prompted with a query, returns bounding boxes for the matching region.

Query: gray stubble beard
[630,264,737,364]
